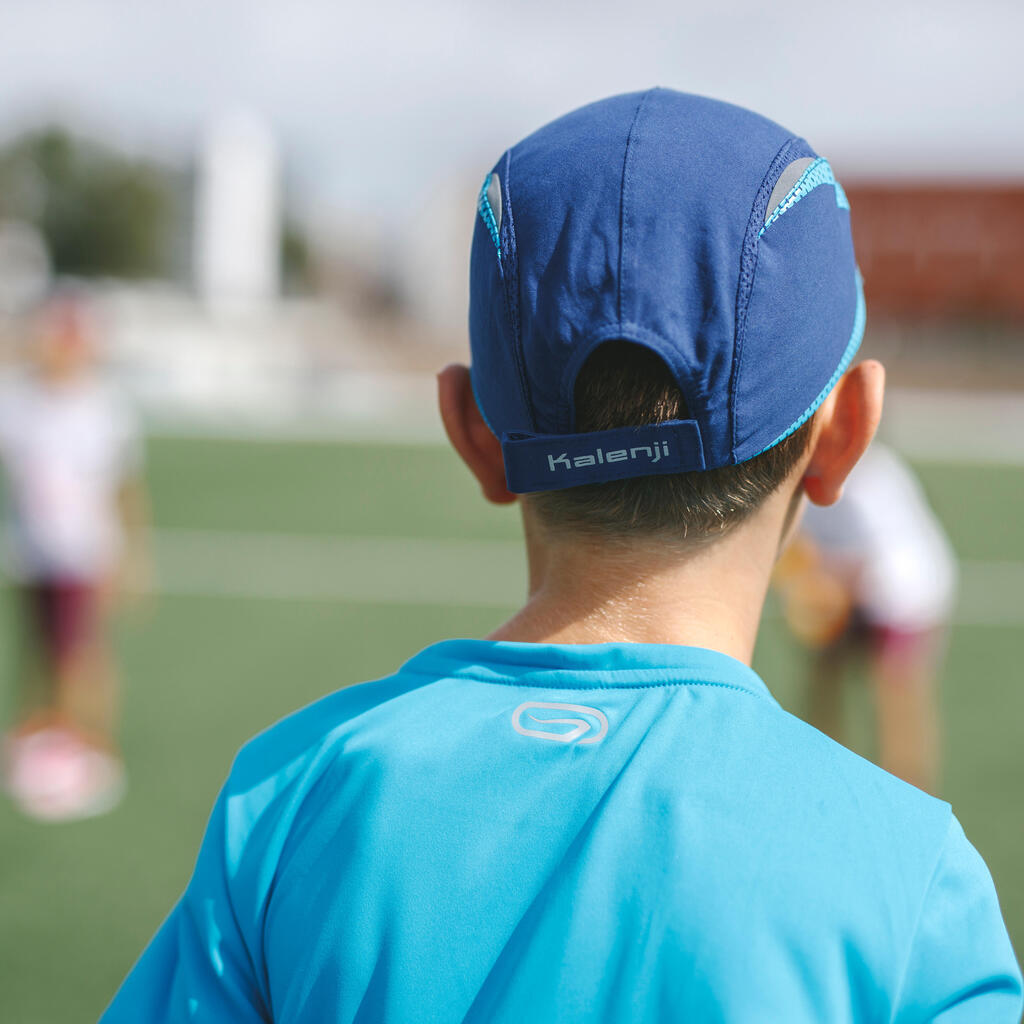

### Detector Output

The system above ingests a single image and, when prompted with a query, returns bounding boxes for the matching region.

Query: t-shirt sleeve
[894,814,1023,1023]
[99,785,269,1023]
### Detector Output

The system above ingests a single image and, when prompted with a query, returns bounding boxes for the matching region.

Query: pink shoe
[3,727,125,823]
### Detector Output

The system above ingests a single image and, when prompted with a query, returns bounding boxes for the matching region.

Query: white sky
[0,0,1021,229]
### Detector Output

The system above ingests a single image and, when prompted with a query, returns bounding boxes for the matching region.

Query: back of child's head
[467,89,862,546]
[527,339,815,542]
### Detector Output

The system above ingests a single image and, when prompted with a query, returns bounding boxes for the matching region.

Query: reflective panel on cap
[765,157,815,224]
[477,173,502,256]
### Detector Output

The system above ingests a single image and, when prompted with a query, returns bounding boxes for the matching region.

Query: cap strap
[502,420,705,494]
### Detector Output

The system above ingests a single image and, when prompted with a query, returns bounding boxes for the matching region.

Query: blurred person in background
[774,441,956,793]
[0,289,150,822]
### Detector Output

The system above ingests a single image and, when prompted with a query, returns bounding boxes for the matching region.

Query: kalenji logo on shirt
[511,702,609,745]
[548,441,670,474]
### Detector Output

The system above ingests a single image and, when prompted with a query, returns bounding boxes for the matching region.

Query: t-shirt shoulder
[223,671,430,839]
[760,697,955,860]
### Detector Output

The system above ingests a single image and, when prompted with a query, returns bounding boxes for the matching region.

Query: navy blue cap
[468,88,865,494]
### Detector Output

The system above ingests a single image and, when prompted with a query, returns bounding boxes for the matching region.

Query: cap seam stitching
[729,136,812,462]
[617,89,654,331]
[499,147,538,432]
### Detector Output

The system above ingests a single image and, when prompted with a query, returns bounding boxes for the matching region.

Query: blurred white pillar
[0,220,51,315]
[195,110,280,313]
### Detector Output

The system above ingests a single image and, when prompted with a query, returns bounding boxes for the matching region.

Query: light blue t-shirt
[103,641,1022,1022]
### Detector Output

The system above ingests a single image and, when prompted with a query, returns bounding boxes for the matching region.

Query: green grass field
[0,436,1022,1022]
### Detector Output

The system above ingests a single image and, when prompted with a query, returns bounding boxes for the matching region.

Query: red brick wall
[844,184,1024,321]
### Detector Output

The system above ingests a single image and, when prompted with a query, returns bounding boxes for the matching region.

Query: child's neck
[488,489,800,666]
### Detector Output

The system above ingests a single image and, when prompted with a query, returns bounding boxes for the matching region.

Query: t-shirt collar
[402,638,776,703]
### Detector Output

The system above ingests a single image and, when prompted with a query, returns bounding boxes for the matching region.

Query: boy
[103,90,1022,1021]
[775,442,957,793]
[0,292,149,821]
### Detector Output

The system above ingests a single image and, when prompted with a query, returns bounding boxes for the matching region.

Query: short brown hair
[526,341,814,543]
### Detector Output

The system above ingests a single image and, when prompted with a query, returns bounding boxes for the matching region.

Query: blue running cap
[468,88,864,494]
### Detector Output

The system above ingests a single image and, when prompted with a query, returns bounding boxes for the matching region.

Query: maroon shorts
[22,579,100,668]
[838,608,947,670]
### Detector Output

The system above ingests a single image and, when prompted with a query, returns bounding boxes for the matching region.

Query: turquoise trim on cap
[759,269,866,453]
[760,158,849,236]
[478,174,501,256]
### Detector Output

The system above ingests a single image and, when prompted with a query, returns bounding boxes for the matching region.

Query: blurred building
[848,184,1024,321]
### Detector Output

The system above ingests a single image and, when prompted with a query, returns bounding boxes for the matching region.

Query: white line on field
[153,527,1024,625]
[154,528,527,608]
[142,386,1024,464]
[882,388,1024,466]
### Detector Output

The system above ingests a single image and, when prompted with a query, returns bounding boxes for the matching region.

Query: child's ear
[437,364,517,505]
[802,360,885,507]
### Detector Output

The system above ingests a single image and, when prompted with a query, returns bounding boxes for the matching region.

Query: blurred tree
[280,217,313,296]
[0,127,175,279]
